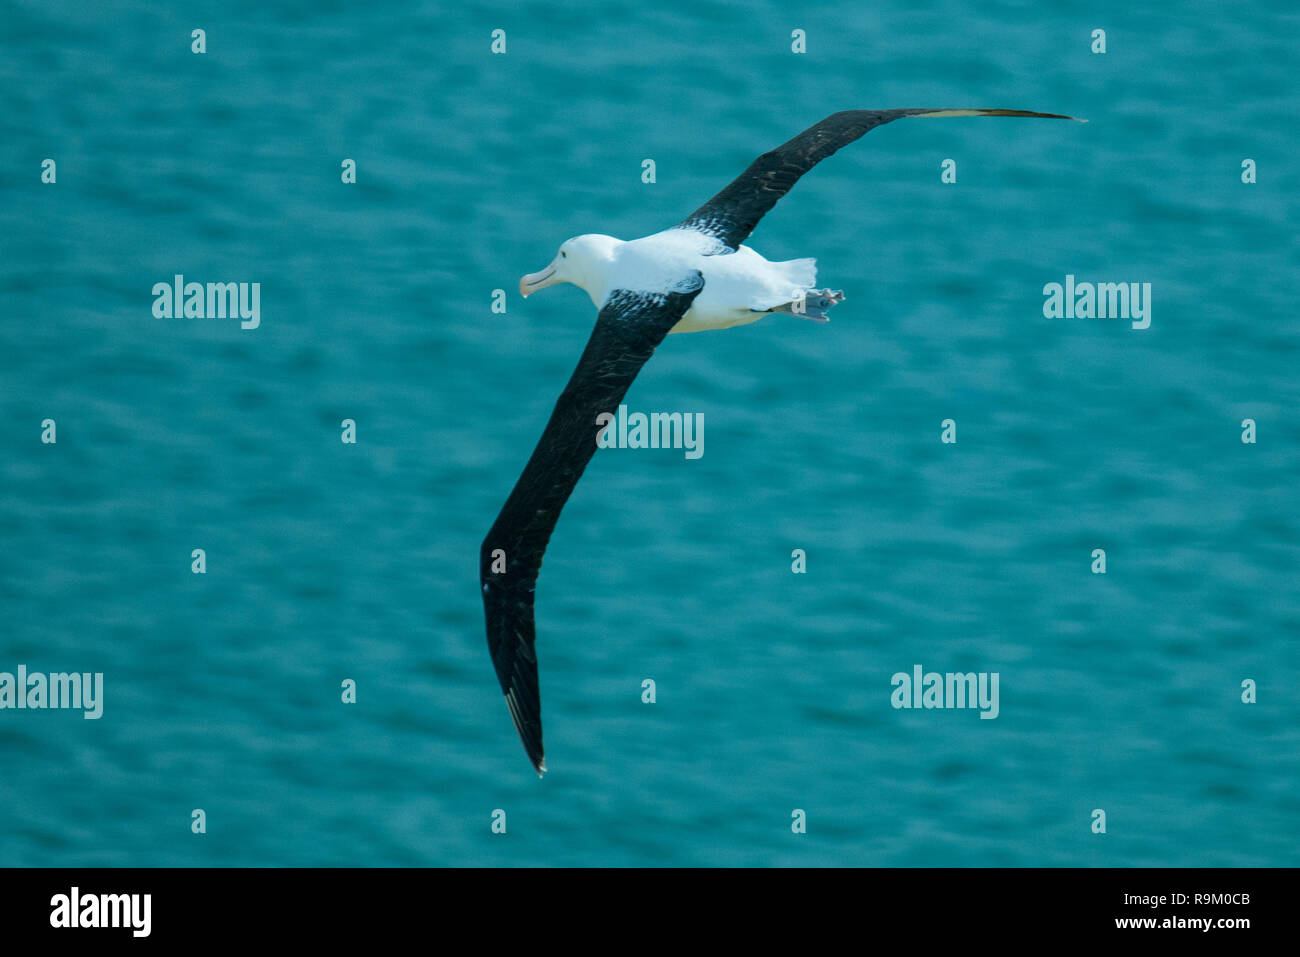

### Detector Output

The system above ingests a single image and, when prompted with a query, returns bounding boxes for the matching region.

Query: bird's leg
[773,288,845,322]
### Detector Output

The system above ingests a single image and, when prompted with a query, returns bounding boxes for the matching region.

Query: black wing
[481,274,705,774]
[675,108,1079,252]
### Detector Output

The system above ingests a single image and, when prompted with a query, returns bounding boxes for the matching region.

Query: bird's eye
[561,251,567,258]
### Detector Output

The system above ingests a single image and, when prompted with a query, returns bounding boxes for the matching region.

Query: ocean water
[1,0,1297,867]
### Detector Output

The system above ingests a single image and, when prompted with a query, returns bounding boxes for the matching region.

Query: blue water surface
[1,0,1297,866]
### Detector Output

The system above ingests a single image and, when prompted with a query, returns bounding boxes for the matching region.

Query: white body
[520,230,818,334]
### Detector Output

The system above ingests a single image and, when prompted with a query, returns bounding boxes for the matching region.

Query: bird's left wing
[674,107,1080,253]
[480,272,705,775]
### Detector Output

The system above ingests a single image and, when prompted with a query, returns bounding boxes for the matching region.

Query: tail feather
[778,257,818,291]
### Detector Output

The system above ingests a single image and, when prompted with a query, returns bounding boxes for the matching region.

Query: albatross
[482,107,1081,774]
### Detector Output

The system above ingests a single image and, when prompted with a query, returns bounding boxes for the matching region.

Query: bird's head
[519,234,620,299]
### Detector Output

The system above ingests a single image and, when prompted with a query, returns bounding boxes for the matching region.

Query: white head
[519,234,621,299]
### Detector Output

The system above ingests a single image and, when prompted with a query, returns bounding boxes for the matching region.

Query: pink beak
[519,260,560,297]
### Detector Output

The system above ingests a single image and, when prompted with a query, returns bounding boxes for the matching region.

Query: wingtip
[908,109,1085,123]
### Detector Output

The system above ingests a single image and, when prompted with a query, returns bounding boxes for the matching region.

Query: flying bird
[481,107,1081,774]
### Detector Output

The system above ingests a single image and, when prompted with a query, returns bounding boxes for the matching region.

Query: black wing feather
[481,275,705,774]
[676,108,1078,252]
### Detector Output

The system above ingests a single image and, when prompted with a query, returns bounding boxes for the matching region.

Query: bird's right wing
[480,273,705,775]
[674,108,1080,253]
